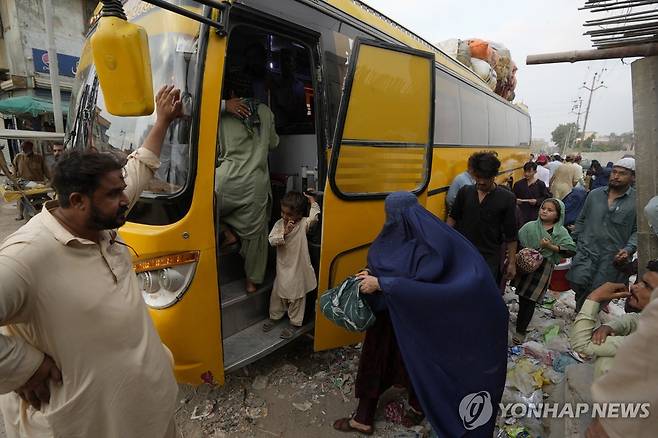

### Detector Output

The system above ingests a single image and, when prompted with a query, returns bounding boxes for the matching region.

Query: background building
[0,0,95,161]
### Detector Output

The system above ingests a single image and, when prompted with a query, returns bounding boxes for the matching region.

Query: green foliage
[551,123,579,151]
[581,136,594,150]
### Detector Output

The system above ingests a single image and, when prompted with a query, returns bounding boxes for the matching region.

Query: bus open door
[315,39,435,351]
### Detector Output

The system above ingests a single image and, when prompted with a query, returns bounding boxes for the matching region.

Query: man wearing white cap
[567,157,637,310]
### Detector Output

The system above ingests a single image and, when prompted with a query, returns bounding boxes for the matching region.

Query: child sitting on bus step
[263,190,320,339]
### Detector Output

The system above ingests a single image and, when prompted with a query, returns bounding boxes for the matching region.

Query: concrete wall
[0,0,25,77]
[16,0,86,78]
[0,0,87,79]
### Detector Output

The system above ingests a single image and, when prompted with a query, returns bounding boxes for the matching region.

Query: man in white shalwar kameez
[0,85,182,438]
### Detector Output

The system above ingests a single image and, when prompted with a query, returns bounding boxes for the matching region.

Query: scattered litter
[384,400,405,424]
[251,375,268,390]
[506,358,539,395]
[531,369,551,389]
[522,340,557,366]
[542,324,560,343]
[245,406,268,419]
[292,401,313,412]
[190,400,216,420]
[553,353,579,373]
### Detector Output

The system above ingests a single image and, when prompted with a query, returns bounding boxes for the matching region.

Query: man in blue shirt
[567,158,637,311]
[445,158,476,213]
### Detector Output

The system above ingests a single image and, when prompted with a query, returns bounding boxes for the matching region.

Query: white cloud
[364,0,635,143]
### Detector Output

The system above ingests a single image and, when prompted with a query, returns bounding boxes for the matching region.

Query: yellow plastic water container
[91,16,154,116]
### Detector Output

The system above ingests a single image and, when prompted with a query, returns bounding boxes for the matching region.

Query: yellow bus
[69,0,530,385]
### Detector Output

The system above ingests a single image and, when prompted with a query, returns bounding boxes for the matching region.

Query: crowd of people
[441,150,656,437]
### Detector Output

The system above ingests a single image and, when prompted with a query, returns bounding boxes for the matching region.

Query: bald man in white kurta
[0,148,178,438]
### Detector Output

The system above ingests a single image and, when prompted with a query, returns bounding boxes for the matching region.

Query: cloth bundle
[436,38,518,101]
[319,277,376,332]
[516,248,544,273]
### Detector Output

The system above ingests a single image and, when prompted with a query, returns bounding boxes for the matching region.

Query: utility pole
[560,98,584,155]
[581,69,606,149]
[632,57,658,274]
[43,0,64,133]
[570,97,584,151]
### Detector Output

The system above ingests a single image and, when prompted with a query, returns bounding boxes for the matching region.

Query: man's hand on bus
[142,85,182,158]
[226,98,250,119]
[155,85,183,125]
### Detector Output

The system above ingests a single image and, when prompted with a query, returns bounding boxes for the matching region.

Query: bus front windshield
[70,28,200,195]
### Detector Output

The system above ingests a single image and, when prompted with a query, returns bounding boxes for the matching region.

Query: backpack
[319,277,376,332]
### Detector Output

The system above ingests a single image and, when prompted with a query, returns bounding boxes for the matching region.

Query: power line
[580,67,608,149]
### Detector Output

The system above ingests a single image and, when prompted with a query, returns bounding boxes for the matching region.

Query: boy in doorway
[264,191,320,339]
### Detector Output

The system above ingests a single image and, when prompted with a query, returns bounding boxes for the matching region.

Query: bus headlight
[134,251,199,309]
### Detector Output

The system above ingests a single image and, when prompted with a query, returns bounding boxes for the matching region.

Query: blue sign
[32,48,80,78]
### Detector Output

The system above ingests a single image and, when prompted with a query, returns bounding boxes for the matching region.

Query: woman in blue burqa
[333,192,508,437]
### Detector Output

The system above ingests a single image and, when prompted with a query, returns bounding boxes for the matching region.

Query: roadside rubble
[495,288,580,438]
[175,338,432,437]
[496,286,627,438]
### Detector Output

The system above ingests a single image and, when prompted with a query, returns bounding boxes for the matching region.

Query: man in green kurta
[567,158,637,311]
[215,99,279,292]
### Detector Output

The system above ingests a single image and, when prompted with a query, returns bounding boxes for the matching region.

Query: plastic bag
[543,324,561,343]
[436,39,472,67]
[532,369,551,388]
[319,277,375,332]
[471,58,497,90]
[468,39,492,61]
[522,341,556,366]
[544,367,565,384]
[552,352,579,373]
[506,358,538,395]
[545,334,571,353]
[558,291,577,310]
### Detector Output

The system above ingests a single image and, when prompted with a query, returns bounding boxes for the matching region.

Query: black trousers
[516,296,536,334]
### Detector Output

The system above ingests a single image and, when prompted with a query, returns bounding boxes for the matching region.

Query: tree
[581,134,594,151]
[551,123,579,152]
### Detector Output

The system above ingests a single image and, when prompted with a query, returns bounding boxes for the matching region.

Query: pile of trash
[497,288,581,438]
[436,39,517,101]
[497,287,629,438]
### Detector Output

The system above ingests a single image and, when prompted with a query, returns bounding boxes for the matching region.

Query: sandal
[333,417,374,435]
[262,319,278,332]
[280,325,300,339]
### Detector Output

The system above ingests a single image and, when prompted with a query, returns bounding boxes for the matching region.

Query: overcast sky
[365,0,636,144]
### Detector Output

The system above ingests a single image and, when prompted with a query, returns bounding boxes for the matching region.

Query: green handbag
[319,277,376,332]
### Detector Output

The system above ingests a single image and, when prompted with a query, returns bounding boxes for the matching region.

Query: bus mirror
[91,15,154,116]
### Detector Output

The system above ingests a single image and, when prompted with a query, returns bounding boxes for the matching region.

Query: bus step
[223,318,314,373]
[220,274,274,338]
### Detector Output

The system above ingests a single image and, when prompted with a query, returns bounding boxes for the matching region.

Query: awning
[0,96,67,117]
